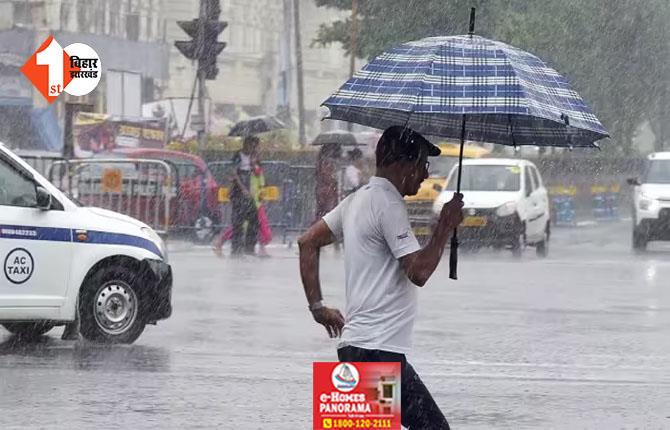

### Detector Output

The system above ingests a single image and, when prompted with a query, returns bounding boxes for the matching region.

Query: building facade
[0,0,168,149]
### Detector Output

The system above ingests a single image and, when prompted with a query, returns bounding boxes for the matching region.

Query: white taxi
[434,158,551,257]
[0,143,171,343]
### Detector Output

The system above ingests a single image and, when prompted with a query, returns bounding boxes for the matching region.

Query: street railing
[48,158,177,235]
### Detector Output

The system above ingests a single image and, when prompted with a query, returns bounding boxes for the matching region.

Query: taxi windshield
[428,157,458,177]
[446,165,521,192]
[643,160,670,184]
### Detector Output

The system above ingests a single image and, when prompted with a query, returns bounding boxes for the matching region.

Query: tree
[313,0,670,153]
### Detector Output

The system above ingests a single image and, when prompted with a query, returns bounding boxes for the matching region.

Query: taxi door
[0,154,73,309]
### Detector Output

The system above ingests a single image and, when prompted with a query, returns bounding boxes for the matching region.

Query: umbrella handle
[449,229,459,280]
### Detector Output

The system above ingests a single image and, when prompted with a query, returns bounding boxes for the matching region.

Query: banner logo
[331,363,360,392]
[21,35,101,104]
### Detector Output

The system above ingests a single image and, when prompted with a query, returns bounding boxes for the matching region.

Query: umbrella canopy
[228,115,285,137]
[322,14,610,281]
[311,130,369,146]
[323,35,609,148]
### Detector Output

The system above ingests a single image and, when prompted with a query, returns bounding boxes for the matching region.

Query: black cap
[376,126,440,167]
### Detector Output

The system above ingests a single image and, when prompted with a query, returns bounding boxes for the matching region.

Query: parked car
[0,142,171,343]
[92,148,222,242]
[628,152,670,251]
[433,158,550,257]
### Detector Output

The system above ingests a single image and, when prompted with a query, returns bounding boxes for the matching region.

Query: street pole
[63,103,94,159]
[349,0,358,79]
[293,0,306,146]
[346,0,358,132]
[197,70,206,149]
[280,0,292,122]
[197,0,207,150]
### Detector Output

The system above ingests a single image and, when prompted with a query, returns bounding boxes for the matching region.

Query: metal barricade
[591,184,619,221]
[207,160,234,231]
[548,185,577,226]
[259,161,291,230]
[283,165,317,244]
[48,159,178,235]
[12,151,64,177]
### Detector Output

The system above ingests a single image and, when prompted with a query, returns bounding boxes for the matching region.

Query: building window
[77,2,93,33]
[109,9,118,36]
[60,1,72,31]
[13,1,31,27]
[126,13,140,41]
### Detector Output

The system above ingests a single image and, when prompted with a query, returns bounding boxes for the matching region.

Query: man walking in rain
[299,126,464,429]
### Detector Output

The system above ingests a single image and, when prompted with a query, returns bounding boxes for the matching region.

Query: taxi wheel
[2,322,54,338]
[536,225,550,258]
[511,228,526,258]
[79,265,146,344]
[632,229,647,252]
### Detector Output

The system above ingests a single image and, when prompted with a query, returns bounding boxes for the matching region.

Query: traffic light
[175,19,199,60]
[174,0,227,80]
[201,0,227,80]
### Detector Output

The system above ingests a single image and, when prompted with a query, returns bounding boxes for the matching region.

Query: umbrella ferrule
[468,8,476,36]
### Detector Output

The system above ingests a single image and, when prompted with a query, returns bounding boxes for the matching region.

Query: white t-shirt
[323,176,422,354]
[237,152,251,171]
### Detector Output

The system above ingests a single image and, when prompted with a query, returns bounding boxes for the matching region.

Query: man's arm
[298,220,345,338]
[400,193,464,287]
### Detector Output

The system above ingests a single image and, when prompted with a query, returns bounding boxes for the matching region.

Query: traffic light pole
[175,0,227,150]
[197,70,207,150]
[197,0,207,150]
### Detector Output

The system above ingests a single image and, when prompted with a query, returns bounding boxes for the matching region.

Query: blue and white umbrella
[322,11,609,279]
[323,34,608,148]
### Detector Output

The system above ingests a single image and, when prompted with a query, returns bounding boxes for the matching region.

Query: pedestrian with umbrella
[299,8,609,429]
[228,115,286,137]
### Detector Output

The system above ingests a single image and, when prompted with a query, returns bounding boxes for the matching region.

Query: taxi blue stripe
[84,230,162,258]
[0,225,161,258]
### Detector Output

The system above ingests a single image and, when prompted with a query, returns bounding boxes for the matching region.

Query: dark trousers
[231,193,259,255]
[338,346,450,430]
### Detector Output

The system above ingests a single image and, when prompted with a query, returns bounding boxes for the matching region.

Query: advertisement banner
[313,362,401,430]
[74,112,166,157]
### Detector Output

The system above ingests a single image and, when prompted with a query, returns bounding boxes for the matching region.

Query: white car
[0,143,172,343]
[628,152,670,251]
[434,158,550,257]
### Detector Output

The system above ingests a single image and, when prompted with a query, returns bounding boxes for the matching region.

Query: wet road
[1,220,669,429]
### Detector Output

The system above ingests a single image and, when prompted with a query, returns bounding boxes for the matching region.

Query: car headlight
[496,201,517,217]
[638,193,654,211]
[142,227,168,262]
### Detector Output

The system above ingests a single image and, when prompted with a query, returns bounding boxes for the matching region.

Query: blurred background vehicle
[434,158,550,258]
[629,152,670,251]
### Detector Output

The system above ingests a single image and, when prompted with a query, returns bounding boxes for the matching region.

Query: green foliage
[314,0,670,152]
